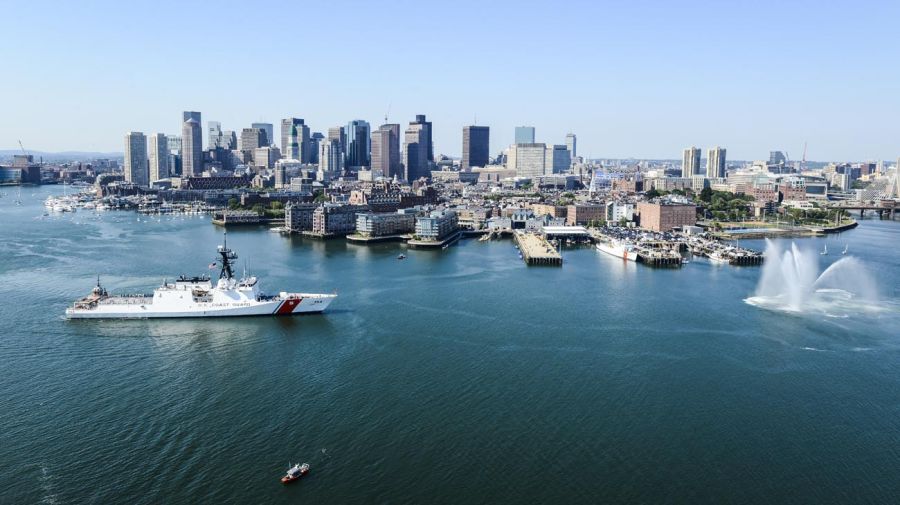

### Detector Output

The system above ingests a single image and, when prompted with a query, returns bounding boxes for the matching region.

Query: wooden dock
[514,232,562,266]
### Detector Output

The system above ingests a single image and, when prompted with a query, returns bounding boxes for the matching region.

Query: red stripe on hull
[275,298,302,315]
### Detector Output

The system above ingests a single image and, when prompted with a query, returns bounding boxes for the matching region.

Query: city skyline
[2,1,899,161]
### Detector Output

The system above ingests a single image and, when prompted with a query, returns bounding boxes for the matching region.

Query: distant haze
[2,1,899,162]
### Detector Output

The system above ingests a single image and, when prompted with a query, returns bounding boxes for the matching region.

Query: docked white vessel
[65,237,336,319]
[595,240,638,262]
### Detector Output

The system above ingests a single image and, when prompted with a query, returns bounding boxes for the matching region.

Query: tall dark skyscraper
[412,114,433,161]
[182,117,202,177]
[403,119,428,182]
[309,132,324,163]
[345,120,371,168]
[461,125,489,171]
[182,111,201,124]
[371,123,401,179]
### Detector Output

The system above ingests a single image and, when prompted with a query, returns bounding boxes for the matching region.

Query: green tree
[227,198,240,210]
[270,201,284,210]
[251,203,265,215]
[645,188,661,199]
[699,187,713,203]
[314,191,327,203]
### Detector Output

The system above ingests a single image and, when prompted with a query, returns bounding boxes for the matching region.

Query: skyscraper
[240,128,266,153]
[706,146,726,179]
[327,127,345,154]
[148,133,168,182]
[682,146,701,177]
[371,123,401,179]
[281,118,306,161]
[565,133,577,161]
[769,151,787,166]
[318,138,344,181]
[345,120,371,168]
[208,121,223,149]
[403,120,428,182]
[461,126,489,171]
[251,123,273,147]
[507,143,546,178]
[166,134,182,154]
[166,134,182,176]
[124,131,148,186]
[413,115,433,162]
[546,144,570,174]
[182,118,202,177]
[222,130,237,150]
[182,111,201,124]
[298,124,312,162]
[309,132,324,163]
[515,126,536,144]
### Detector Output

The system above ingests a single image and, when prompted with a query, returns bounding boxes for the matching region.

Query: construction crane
[18,140,27,155]
[384,102,391,124]
[801,141,808,172]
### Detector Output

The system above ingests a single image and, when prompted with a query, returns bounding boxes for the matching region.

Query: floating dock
[514,232,562,266]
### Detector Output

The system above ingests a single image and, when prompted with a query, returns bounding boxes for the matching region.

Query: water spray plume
[746,240,880,316]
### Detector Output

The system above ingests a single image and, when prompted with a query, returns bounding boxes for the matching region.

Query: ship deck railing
[98,296,154,305]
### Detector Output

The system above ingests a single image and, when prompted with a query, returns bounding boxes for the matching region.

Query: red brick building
[637,202,696,232]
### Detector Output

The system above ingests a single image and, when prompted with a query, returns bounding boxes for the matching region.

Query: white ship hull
[66,293,335,319]
[595,242,638,262]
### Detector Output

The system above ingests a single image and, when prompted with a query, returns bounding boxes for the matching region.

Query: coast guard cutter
[65,235,336,319]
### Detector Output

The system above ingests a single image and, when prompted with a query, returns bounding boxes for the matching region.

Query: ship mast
[218,232,237,280]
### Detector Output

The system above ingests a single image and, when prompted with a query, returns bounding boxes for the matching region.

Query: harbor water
[2,186,899,504]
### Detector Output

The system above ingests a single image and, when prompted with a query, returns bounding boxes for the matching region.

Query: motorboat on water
[820,244,828,256]
[281,462,310,484]
[397,254,407,260]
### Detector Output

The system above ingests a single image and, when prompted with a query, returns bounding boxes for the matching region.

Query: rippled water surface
[2,186,899,504]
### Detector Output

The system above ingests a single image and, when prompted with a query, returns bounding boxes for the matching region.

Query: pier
[634,241,683,267]
[407,231,463,249]
[514,231,562,266]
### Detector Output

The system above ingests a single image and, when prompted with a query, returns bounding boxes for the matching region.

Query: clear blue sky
[2,0,898,161]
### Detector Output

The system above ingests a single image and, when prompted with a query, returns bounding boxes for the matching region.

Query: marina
[590,227,764,267]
